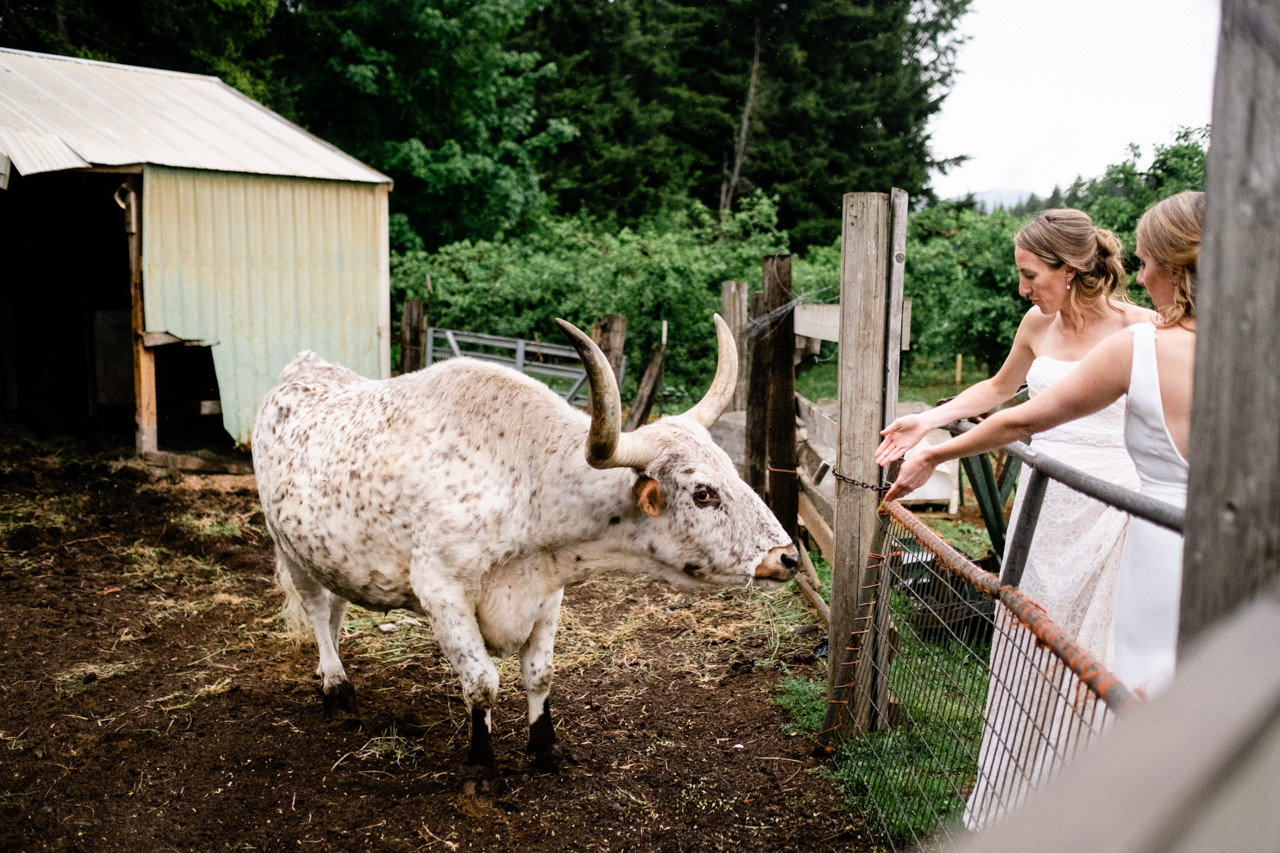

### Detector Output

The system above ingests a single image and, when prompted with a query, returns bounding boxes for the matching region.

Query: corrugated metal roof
[0,48,390,185]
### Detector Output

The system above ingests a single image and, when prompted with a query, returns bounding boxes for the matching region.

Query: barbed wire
[741,281,843,340]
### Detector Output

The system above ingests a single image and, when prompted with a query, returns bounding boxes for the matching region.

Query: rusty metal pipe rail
[883,500,1141,717]
[947,421,1185,534]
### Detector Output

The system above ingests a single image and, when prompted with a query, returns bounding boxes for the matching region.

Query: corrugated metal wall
[141,166,390,445]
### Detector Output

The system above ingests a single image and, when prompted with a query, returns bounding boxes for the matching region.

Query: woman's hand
[875,415,931,466]
[883,451,937,503]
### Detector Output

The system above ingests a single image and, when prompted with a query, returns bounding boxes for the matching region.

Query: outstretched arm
[875,309,1046,465]
[882,330,1134,502]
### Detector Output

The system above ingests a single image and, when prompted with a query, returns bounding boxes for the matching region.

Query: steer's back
[252,351,588,608]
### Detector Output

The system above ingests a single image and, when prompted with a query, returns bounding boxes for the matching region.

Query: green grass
[773,580,989,844]
[923,518,993,561]
[829,590,987,840]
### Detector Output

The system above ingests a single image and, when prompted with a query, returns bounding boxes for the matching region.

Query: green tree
[903,202,1023,373]
[1066,125,1210,250]
[0,0,280,102]
[510,1,716,225]
[516,0,971,246]
[261,0,576,252]
[739,0,972,246]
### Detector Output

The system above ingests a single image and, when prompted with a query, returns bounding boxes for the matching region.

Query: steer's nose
[754,544,801,583]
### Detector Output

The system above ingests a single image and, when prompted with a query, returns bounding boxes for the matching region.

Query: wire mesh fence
[823,500,1137,850]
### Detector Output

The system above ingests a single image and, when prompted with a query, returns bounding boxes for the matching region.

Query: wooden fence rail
[420,325,627,406]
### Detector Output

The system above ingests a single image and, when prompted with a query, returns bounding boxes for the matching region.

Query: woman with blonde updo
[876,208,1156,830]
[877,209,1154,655]
[884,193,1205,827]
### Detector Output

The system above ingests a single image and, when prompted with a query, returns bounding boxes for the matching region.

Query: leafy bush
[393,192,789,401]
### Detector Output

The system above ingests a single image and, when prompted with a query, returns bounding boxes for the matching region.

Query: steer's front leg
[414,575,503,794]
[521,589,574,771]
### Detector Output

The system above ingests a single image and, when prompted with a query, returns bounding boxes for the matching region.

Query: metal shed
[0,48,392,458]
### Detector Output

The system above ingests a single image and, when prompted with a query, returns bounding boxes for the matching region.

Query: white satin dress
[1111,322,1189,696]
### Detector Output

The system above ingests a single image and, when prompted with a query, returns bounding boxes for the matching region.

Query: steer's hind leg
[521,589,574,771]
[278,549,355,713]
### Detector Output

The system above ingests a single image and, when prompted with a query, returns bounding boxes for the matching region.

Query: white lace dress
[963,355,1139,830]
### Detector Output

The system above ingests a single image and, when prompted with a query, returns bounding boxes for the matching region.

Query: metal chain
[830,469,892,495]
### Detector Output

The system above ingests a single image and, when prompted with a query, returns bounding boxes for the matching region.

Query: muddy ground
[0,427,882,852]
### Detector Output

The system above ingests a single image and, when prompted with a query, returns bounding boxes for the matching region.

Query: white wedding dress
[1111,323,1189,696]
[963,354,1139,830]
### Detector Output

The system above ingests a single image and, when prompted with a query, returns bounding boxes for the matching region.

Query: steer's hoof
[462,764,501,796]
[529,741,577,773]
[321,681,356,716]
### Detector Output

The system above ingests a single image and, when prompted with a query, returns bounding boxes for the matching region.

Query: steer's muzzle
[754,545,801,583]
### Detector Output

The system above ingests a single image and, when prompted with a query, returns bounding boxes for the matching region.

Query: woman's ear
[632,475,665,517]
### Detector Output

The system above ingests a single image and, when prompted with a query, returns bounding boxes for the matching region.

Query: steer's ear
[633,476,665,517]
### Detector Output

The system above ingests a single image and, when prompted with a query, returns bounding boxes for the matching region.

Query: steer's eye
[692,486,721,508]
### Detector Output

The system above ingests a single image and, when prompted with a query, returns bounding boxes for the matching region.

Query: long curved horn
[556,319,655,470]
[682,313,738,428]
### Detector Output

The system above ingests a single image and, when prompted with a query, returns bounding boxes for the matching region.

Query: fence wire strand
[826,501,1133,849]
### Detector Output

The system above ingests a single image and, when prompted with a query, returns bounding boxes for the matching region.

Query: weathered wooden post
[745,292,770,498]
[825,189,908,737]
[764,255,799,539]
[118,177,157,455]
[624,321,665,432]
[720,280,750,411]
[1182,0,1280,645]
[591,314,628,384]
[400,299,425,373]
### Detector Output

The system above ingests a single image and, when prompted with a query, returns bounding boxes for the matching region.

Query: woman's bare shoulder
[1119,302,1159,324]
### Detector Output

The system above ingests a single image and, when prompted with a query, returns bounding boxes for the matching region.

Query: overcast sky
[927,0,1221,201]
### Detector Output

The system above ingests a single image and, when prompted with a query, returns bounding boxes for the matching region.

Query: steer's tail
[273,546,313,650]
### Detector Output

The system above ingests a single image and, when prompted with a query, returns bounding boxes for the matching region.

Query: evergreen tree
[517,0,971,246]
[0,0,281,103]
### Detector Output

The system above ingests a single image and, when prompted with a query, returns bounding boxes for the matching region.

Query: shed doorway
[0,169,231,452]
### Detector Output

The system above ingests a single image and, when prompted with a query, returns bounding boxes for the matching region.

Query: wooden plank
[591,313,627,384]
[798,490,834,561]
[142,451,253,475]
[793,303,841,342]
[1181,0,1280,646]
[624,342,664,431]
[796,550,830,628]
[796,393,838,449]
[121,177,157,455]
[882,188,908,431]
[828,192,892,734]
[901,298,912,351]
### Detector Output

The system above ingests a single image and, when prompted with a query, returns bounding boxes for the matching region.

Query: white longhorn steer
[252,315,798,791]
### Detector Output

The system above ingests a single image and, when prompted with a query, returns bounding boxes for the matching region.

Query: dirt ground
[0,427,881,852]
